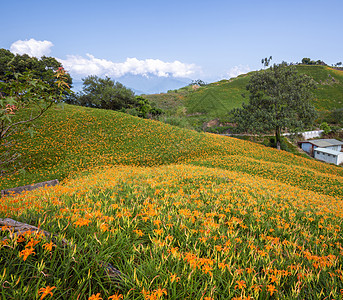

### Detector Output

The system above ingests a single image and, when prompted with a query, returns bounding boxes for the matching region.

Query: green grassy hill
[145,65,343,129]
[1,105,343,299]
[296,65,343,110]
[2,104,343,196]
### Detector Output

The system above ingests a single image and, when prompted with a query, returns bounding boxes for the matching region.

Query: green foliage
[189,79,208,86]
[0,68,71,176]
[264,136,290,151]
[69,76,163,118]
[328,108,343,126]
[205,125,232,134]
[302,57,312,65]
[146,65,343,132]
[295,65,343,110]
[301,57,325,65]
[159,115,192,129]
[320,122,332,135]
[0,48,73,96]
[232,63,317,149]
[70,76,136,110]
[133,96,164,118]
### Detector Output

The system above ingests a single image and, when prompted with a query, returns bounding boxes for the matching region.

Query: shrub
[320,122,332,135]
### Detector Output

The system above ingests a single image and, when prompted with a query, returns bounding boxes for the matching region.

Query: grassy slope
[1,105,343,299]
[146,65,343,126]
[296,65,343,110]
[184,75,250,116]
[2,104,343,197]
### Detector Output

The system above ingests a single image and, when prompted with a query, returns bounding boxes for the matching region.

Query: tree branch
[0,102,52,140]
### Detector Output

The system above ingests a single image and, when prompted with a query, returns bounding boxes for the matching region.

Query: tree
[231,63,317,150]
[70,75,136,110]
[133,96,164,118]
[301,57,312,65]
[261,56,272,68]
[320,122,331,135]
[189,79,207,87]
[0,67,70,175]
[68,76,163,118]
[301,57,326,66]
[0,48,73,99]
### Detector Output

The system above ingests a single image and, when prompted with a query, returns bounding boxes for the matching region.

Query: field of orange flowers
[1,104,343,299]
[1,164,343,299]
[1,105,342,196]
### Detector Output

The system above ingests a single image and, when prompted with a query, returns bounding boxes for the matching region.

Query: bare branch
[0,102,52,139]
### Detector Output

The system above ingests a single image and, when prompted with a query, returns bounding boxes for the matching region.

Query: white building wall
[338,154,343,165]
[327,145,342,152]
[314,151,338,165]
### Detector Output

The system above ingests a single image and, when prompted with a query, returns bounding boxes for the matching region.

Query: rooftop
[314,147,343,156]
[300,139,343,147]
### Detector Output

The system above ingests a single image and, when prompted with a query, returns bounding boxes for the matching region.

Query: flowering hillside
[1,104,343,299]
[2,105,342,196]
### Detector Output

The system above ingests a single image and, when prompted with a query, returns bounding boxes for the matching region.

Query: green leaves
[68,76,163,119]
[0,68,71,175]
[232,63,317,149]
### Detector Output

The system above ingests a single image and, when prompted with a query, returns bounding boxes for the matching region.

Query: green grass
[184,75,250,116]
[296,65,343,110]
[146,65,343,130]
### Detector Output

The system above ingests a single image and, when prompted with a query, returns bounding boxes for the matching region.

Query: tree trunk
[275,127,281,150]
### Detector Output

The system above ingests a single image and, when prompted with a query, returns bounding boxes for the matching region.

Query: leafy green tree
[301,57,312,65]
[0,68,71,175]
[0,48,73,97]
[231,63,317,150]
[69,76,163,118]
[301,57,326,65]
[320,122,332,135]
[133,96,163,118]
[71,75,136,110]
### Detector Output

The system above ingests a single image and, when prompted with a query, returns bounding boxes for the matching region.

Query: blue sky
[1,0,343,82]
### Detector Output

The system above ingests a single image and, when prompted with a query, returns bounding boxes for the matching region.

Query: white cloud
[226,65,251,79]
[9,39,200,78]
[58,54,200,78]
[10,39,54,58]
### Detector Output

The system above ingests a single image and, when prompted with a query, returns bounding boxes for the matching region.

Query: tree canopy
[301,57,326,65]
[232,63,317,150]
[67,75,163,118]
[73,75,136,110]
[189,79,208,87]
[0,48,73,96]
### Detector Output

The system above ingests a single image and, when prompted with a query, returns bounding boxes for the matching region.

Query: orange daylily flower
[38,286,56,299]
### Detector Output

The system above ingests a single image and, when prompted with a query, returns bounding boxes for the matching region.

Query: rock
[1,179,59,197]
